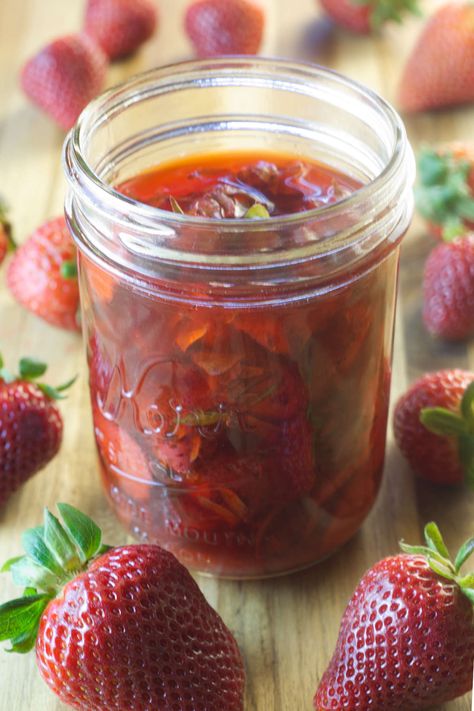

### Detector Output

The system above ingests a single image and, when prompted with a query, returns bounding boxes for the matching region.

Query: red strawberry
[20,34,108,130]
[184,0,264,57]
[393,369,474,485]
[0,504,245,710]
[422,235,474,340]
[84,0,158,61]
[0,357,75,506]
[7,216,80,331]
[314,522,474,710]
[0,198,15,266]
[416,144,474,240]
[318,0,420,34]
[398,3,474,113]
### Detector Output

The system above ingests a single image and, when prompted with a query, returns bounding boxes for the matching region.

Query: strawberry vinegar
[64,59,414,577]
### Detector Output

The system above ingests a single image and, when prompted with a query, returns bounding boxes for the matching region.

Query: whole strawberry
[185,0,264,57]
[314,522,474,710]
[318,0,420,34]
[0,357,75,506]
[7,216,80,331]
[422,235,474,340]
[84,0,158,60]
[21,33,108,130]
[0,198,15,266]
[0,504,245,711]
[393,369,474,485]
[415,144,474,240]
[398,3,474,113]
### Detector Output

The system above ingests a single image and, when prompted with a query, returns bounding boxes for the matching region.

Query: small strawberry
[398,3,474,113]
[7,216,80,332]
[0,504,245,710]
[0,198,15,266]
[0,356,75,506]
[84,0,158,61]
[184,0,264,57]
[422,234,474,340]
[20,33,108,130]
[314,522,474,710]
[393,369,474,485]
[415,144,474,240]
[318,0,420,34]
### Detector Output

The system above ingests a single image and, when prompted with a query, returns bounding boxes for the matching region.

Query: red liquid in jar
[83,151,396,577]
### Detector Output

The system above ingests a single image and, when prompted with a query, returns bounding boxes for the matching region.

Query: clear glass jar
[64,58,414,578]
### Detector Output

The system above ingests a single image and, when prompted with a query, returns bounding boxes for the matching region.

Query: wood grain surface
[0,0,473,709]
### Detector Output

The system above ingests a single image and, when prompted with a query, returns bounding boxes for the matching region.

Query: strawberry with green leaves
[0,356,75,506]
[0,198,15,266]
[0,504,245,710]
[393,370,474,485]
[318,0,420,34]
[315,523,474,709]
[416,145,474,241]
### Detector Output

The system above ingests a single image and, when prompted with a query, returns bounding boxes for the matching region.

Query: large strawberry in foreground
[0,357,75,506]
[314,522,474,709]
[393,369,474,485]
[7,216,80,331]
[398,3,474,113]
[318,0,420,34]
[0,504,245,711]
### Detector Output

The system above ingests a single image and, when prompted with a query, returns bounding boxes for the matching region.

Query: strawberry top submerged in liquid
[118,151,361,218]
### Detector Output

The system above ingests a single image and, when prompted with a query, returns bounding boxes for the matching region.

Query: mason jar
[63,58,414,578]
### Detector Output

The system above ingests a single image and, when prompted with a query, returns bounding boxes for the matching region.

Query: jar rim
[64,56,409,233]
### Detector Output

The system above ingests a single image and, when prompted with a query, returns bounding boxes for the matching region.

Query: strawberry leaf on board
[1,556,24,573]
[21,527,63,577]
[43,510,81,571]
[9,558,59,593]
[420,408,468,437]
[454,537,474,573]
[38,374,78,401]
[424,522,450,559]
[399,542,452,568]
[57,503,102,563]
[18,358,48,380]
[0,595,52,643]
[460,382,474,428]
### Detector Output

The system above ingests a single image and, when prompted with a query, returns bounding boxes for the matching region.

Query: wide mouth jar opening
[64,57,414,297]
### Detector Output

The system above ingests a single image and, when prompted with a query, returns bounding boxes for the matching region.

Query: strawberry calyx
[352,0,421,29]
[420,382,474,486]
[400,522,474,604]
[0,197,16,252]
[0,354,77,400]
[0,504,111,653]
[415,147,474,241]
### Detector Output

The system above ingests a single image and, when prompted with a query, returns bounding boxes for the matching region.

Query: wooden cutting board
[0,0,473,709]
